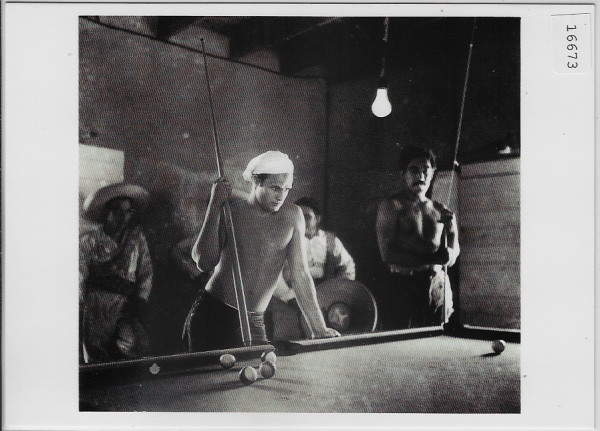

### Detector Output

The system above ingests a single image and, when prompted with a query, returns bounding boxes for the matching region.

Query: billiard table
[80,325,520,413]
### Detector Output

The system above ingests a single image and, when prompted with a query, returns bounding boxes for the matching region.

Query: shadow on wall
[130,159,218,356]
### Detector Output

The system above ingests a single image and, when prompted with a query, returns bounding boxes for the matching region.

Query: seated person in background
[375,146,459,329]
[269,197,356,338]
[79,183,153,363]
[294,197,355,283]
[182,151,339,352]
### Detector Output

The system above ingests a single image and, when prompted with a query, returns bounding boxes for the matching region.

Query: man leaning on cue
[376,145,459,329]
[183,151,340,352]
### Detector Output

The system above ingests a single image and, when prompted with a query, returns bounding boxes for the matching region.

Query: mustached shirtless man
[376,146,459,329]
[183,151,340,352]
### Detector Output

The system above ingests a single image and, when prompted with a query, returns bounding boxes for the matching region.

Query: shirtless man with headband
[183,151,340,352]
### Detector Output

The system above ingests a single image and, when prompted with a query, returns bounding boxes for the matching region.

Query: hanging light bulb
[372,17,392,118]
[372,81,392,117]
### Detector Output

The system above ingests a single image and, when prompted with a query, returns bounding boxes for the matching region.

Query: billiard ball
[239,366,258,385]
[219,353,236,369]
[492,339,506,354]
[259,360,276,379]
[261,351,277,363]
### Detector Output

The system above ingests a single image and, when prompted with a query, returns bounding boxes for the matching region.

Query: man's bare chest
[394,201,441,240]
[231,210,293,253]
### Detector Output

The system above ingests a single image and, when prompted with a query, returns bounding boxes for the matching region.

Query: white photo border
[2,2,596,430]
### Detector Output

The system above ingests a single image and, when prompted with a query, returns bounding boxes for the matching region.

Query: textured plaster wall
[80,17,327,353]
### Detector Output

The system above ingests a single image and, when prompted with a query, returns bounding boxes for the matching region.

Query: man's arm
[173,237,203,279]
[333,237,356,280]
[79,233,94,363]
[79,233,94,306]
[135,231,153,301]
[376,199,438,267]
[127,231,153,323]
[447,216,460,266]
[438,208,460,267]
[192,177,230,272]
[287,207,339,338]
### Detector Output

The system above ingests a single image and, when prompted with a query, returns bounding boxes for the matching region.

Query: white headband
[242,151,294,182]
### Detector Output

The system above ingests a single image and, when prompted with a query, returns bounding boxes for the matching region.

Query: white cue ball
[492,339,506,354]
[261,351,277,363]
[239,366,258,385]
[219,353,236,369]
[259,360,276,379]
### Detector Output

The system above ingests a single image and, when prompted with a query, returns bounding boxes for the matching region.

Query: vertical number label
[566,25,578,69]
[553,14,591,74]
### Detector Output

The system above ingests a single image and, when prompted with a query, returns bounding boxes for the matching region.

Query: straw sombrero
[82,183,149,222]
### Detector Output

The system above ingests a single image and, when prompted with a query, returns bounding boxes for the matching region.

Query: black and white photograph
[77,14,521,413]
[2,2,595,430]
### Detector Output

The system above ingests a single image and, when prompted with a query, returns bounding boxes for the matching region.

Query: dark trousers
[182,290,269,352]
[381,271,442,330]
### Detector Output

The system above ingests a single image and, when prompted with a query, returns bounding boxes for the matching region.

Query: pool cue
[200,39,252,347]
[439,228,447,325]
[441,17,477,326]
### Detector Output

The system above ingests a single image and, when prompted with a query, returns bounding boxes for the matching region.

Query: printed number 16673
[565,24,579,69]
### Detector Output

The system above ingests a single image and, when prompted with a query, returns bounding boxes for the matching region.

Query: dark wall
[80,17,327,354]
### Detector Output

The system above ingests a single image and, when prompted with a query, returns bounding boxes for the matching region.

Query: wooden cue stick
[442,18,477,327]
[200,39,252,347]
[442,229,448,325]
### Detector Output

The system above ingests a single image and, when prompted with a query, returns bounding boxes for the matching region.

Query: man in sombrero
[79,182,153,363]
